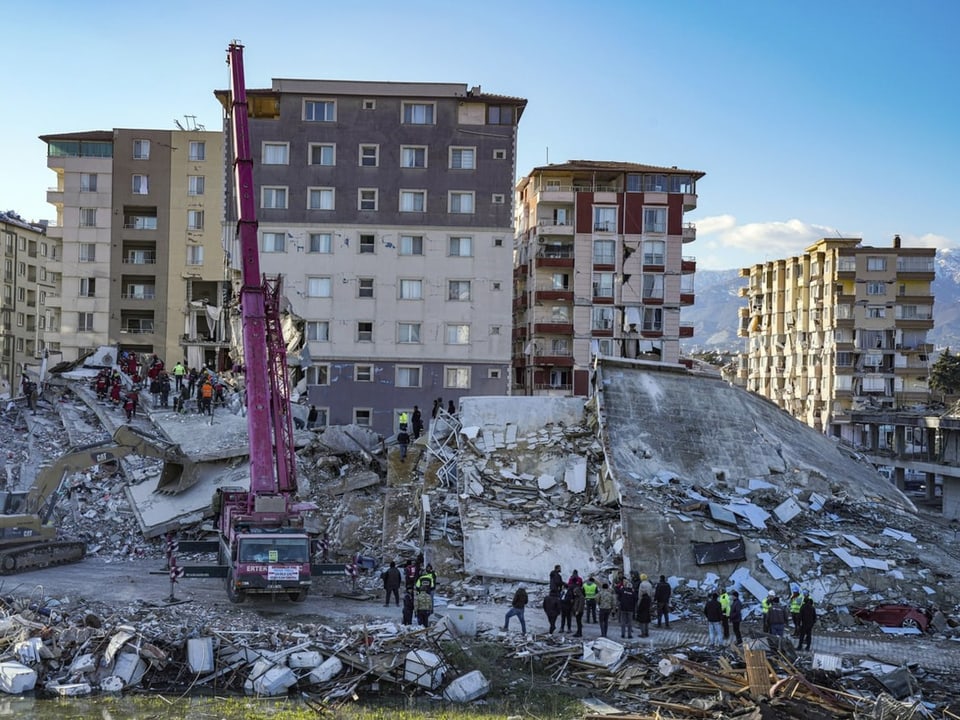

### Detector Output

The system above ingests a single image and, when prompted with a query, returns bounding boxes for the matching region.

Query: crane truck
[0,425,188,574]
[200,43,318,603]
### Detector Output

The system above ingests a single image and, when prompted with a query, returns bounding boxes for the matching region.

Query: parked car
[852,604,933,632]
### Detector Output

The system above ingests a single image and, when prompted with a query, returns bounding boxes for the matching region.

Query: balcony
[680,292,695,305]
[530,354,574,368]
[535,284,573,302]
[533,322,574,335]
[46,187,63,206]
[896,257,936,278]
[681,256,697,273]
[535,247,574,268]
[534,187,575,204]
[537,222,574,236]
[121,291,157,301]
[122,253,157,267]
[682,222,697,243]
[679,323,694,338]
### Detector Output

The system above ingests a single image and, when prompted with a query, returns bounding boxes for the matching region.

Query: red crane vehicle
[175,43,319,603]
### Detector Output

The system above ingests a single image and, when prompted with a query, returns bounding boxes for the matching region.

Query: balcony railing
[593,222,616,233]
[121,292,156,300]
[537,247,573,259]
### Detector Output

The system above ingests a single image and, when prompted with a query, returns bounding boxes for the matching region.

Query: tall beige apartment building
[40,128,227,369]
[512,161,703,395]
[737,236,936,439]
[0,211,55,394]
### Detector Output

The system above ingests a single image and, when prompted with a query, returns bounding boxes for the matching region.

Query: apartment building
[40,129,227,369]
[217,79,526,436]
[512,161,703,395]
[737,236,936,439]
[0,211,54,394]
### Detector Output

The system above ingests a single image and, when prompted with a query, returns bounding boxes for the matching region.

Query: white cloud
[693,216,844,269]
[901,232,958,250]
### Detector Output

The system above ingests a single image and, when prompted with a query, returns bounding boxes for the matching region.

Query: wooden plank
[744,645,772,700]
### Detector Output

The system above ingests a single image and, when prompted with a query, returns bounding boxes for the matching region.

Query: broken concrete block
[308,656,343,684]
[811,653,843,672]
[247,662,296,696]
[564,456,587,493]
[45,681,93,697]
[100,676,124,693]
[69,653,96,675]
[537,474,556,490]
[404,650,443,689]
[581,637,624,668]
[113,652,147,687]
[444,605,477,637]
[0,662,37,694]
[773,496,802,523]
[443,670,490,702]
[187,638,215,674]
[658,654,687,677]
[14,638,44,664]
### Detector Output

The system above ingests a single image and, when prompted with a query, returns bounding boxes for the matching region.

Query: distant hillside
[681,250,960,352]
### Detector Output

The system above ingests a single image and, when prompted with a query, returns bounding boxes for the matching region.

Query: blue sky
[3,0,956,269]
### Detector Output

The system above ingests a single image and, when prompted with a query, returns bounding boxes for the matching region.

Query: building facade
[737,236,936,438]
[512,161,703,395]
[217,79,526,436]
[40,129,227,368]
[0,211,53,395]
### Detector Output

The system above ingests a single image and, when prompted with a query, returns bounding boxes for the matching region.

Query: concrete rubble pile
[0,592,490,703]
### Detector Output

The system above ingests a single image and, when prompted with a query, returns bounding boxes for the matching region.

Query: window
[188,175,205,195]
[487,105,513,124]
[493,149,506,160]
[79,278,96,297]
[17,262,25,277]
[307,277,332,297]
[308,233,331,253]
[80,208,96,227]
[306,321,329,342]
[448,236,472,257]
[643,207,667,234]
[262,187,288,209]
[353,408,372,426]
[445,366,471,389]
[400,190,426,212]
[447,324,470,344]
[399,235,423,255]
[593,239,615,264]
[362,99,376,110]
[308,187,335,210]
[402,102,434,124]
[186,245,204,265]
[551,339,569,355]
[80,173,97,192]
[593,273,614,298]
[306,364,329,386]
[448,280,471,301]
[867,306,886,319]
[263,142,289,165]
[642,274,664,299]
[490,325,501,334]
[643,240,665,265]
[125,283,153,300]
[358,278,374,298]
[866,282,886,296]
[126,249,155,264]
[304,99,336,122]
[359,144,379,167]
[492,282,501,291]
[262,232,286,252]
[187,210,204,230]
[184,140,204,160]
[643,174,667,192]
[133,139,150,160]
[592,307,614,330]
[79,243,96,262]
[357,321,373,342]
[397,366,421,388]
[449,191,474,214]
[358,188,378,211]
[642,308,663,332]
[355,364,373,381]
[399,279,422,299]
[400,145,426,168]
[16,312,24,326]
[494,237,504,247]
[78,312,94,332]
[398,322,421,343]
[359,234,375,254]
[492,193,505,204]
[867,256,887,271]
[40,242,48,257]
[594,207,616,232]
[551,273,569,290]
[309,143,335,166]
[449,147,475,169]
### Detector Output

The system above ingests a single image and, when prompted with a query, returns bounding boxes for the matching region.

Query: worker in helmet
[761,589,775,633]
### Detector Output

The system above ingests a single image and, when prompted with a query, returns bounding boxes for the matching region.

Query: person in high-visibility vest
[718,588,731,640]
[789,589,803,638]
[583,577,599,623]
[761,589,775,633]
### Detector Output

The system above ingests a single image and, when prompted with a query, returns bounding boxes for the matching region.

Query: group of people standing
[381,555,438,628]
[704,585,816,649]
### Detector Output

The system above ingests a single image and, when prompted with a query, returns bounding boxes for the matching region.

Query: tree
[929,348,960,400]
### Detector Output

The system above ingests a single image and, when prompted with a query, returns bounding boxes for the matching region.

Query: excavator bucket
[155,460,203,495]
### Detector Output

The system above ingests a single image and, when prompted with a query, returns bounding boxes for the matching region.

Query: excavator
[0,425,189,574]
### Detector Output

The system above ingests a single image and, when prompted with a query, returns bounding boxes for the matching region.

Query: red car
[852,604,933,632]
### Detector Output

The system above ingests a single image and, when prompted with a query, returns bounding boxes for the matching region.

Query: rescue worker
[761,589,775,633]
[718,587,732,640]
[415,563,437,612]
[583,576,599,623]
[789,588,803,637]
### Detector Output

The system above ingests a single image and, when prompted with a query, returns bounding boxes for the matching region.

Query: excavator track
[0,541,86,575]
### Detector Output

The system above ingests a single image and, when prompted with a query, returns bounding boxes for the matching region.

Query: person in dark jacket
[767,597,788,637]
[503,587,529,633]
[704,593,724,646]
[797,596,817,650]
[381,560,402,607]
[559,584,574,633]
[729,590,744,645]
[617,583,637,639]
[543,593,562,633]
[402,590,414,625]
[571,583,585,637]
[654,575,672,628]
[397,426,411,461]
[636,591,652,637]
[411,405,423,439]
[549,565,565,596]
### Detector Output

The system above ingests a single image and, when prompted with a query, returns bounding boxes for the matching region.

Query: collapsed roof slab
[459,396,586,437]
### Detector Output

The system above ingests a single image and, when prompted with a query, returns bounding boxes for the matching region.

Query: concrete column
[869,424,881,451]
[894,425,906,456]
[894,466,906,491]
[926,472,937,501]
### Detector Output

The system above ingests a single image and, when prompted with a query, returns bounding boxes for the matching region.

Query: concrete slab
[459,396,586,437]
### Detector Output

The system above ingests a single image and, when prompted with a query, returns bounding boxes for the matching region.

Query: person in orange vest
[200,379,214,416]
